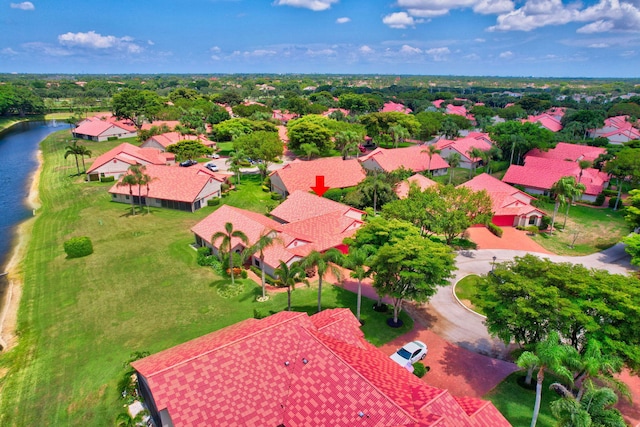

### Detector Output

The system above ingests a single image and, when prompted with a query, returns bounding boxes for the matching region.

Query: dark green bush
[101,176,115,183]
[491,160,510,173]
[539,215,551,231]
[197,246,212,266]
[487,223,503,238]
[594,193,606,206]
[603,189,617,197]
[221,183,230,192]
[261,185,270,192]
[324,188,345,202]
[107,136,118,141]
[207,198,221,207]
[412,362,428,378]
[525,225,539,235]
[609,197,620,208]
[63,236,93,258]
[250,266,276,285]
[515,225,525,231]
[270,192,283,201]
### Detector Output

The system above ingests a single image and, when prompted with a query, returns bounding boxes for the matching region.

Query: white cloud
[246,49,278,56]
[489,0,640,33]
[426,46,450,60]
[58,31,142,53]
[474,38,486,42]
[400,44,422,54]
[359,45,374,54]
[396,0,513,17]
[10,2,34,10]
[383,12,419,28]
[274,0,338,11]
[464,53,481,60]
[499,50,513,58]
[211,46,221,52]
[589,43,609,48]
[1,47,18,55]
[336,17,350,24]
[306,48,336,56]
[147,40,155,46]
[621,50,636,56]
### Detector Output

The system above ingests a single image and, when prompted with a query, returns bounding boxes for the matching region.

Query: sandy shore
[0,150,42,351]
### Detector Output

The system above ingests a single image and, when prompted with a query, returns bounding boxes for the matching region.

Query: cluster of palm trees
[116,165,155,215]
[64,139,92,176]
[549,176,587,234]
[209,222,372,321]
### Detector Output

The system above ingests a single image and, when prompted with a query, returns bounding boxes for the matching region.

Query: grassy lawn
[531,202,630,255]
[454,274,485,315]
[216,141,233,156]
[431,167,473,186]
[224,173,278,214]
[0,130,410,426]
[485,372,559,427]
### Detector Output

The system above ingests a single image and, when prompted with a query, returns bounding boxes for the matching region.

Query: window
[529,216,537,225]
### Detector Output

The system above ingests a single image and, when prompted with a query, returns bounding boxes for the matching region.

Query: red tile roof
[145,132,215,149]
[73,116,135,137]
[270,157,366,194]
[395,174,438,198]
[360,146,450,173]
[108,164,228,203]
[270,190,364,223]
[434,133,493,161]
[523,113,563,132]
[381,101,412,114]
[132,309,511,427]
[526,142,606,163]
[502,157,609,196]
[87,143,172,174]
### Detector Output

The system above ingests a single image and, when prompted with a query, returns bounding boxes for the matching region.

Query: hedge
[207,198,221,207]
[63,236,93,258]
[101,176,115,183]
[487,223,503,238]
[594,193,606,207]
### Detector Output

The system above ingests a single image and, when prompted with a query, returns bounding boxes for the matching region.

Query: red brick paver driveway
[466,226,553,254]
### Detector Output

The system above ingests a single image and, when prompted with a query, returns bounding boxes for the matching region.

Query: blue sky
[1,0,639,77]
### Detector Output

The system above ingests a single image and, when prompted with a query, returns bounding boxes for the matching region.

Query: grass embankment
[531,202,629,255]
[0,118,24,132]
[454,275,485,315]
[0,131,410,425]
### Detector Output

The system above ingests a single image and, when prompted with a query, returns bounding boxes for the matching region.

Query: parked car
[389,341,427,372]
[358,144,367,153]
[205,163,219,172]
[207,153,220,159]
[179,159,198,167]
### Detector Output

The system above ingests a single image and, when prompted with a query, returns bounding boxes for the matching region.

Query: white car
[389,341,427,372]
[205,163,219,172]
[208,153,220,159]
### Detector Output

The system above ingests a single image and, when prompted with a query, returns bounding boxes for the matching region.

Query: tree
[63,140,83,175]
[466,147,485,178]
[446,152,461,184]
[440,116,460,139]
[300,142,320,160]
[551,385,626,427]
[245,230,281,301]
[287,115,333,152]
[166,139,212,162]
[212,222,249,286]
[117,172,139,216]
[353,171,395,214]
[488,121,555,165]
[226,149,246,184]
[550,176,580,234]
[516,331,578,427]
[112,88,164,129]
[341,246,373,322]
[571,338,627,402]
[560,177,586,230]
[389,124,409,148]
[300,249,343,312]
[604,148,640,210]
[622,233,640,266]
[136,166,156,214]
[233,131,283,168]
[422,145,441,176]
[274,261,309,311]
[370,235,456,324]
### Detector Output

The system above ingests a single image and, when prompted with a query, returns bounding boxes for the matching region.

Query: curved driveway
[422,243,634,359]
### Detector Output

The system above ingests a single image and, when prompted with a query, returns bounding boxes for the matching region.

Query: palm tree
[361,171,391,215]
[274,261,309,311]
[550,176,582,234]
[516,331,577,427]
[136,167,156,214]
[421,145,441,176]
[63,140,82,175]
[245,229,281,301]
[76,144,92,173]
[446,152,461,184]
[226,149,246,184]
[441,116,459,139]
[571,339,628,402]
[342,246,373,322]
[485,145,502,174]
[466,147,485,178]
[561,177,586,229]
[117,172,139,216]
[577,160,591,184]
[300,249,344,312]
[389,124,409,148]
[212,222,249,286]
[551,385,626,427]
[300,142,320,160]
[342,140,360,160]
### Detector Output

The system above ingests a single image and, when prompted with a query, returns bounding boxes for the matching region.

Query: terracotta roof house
[380,101,412,114]
[140,120,181,131]
[432,99,445,109]
[131,309,512,427]
[434,133,494,170]
[140,132,216,152]
[459,173,546,227]
[86,143,175,182]
[322,108,351,117]
[395,174,438,199]
[109,164,230,212]
[526,142,606,163]
[73,115,137,141]
[191,191,364,277]
[523,113,563,132]
[273,109,298,124]
[269,157,366,198]
[502,156,609,202]
[590,115,640,144]
[359,145,450,176]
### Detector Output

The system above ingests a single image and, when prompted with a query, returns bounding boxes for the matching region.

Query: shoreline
[0,150,42,350]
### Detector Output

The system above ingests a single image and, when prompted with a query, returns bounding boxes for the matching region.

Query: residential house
[109,164,230,212]
[380,101,412,114]
[526,142,606,164]
[273,109,298,124]
[434,132,494,170]
[523,113,563,132]
[86,143,175,182]
[140,132,216,152]
[269,157,366,198]
[359,145,450,176]
[590,115,640,144]
[191,190,365,277]
[131,309,512,427]
[395,173,438,199]
[73,115,137,141]
[502,156,609,202]
[459,173,546,227]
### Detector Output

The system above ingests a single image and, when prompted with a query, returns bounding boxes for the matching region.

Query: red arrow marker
[311,175,330,197]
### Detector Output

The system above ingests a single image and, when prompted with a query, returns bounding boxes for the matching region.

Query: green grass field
[454,274,485,315]
[0,131,411,426]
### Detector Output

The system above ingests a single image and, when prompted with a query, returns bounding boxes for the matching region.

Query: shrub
[515,225,525,231]
[412,362,428,378]
[324,188,345,202]
[207,198,221,207]
[197,246,212,266]
[525,225,539,235]
[107,136,118,141]
[250,266,276,285]
[491,160,510,173]
[487,223,503,238]
[594,193,606,206]
[270,192,283,201]
[261,185,270,192]
[101,176,115,183]
[221,183,230,192]
[603,189,617,197]
[609,197,620,208]
[63,236,93,258]
[539,215,551,231]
